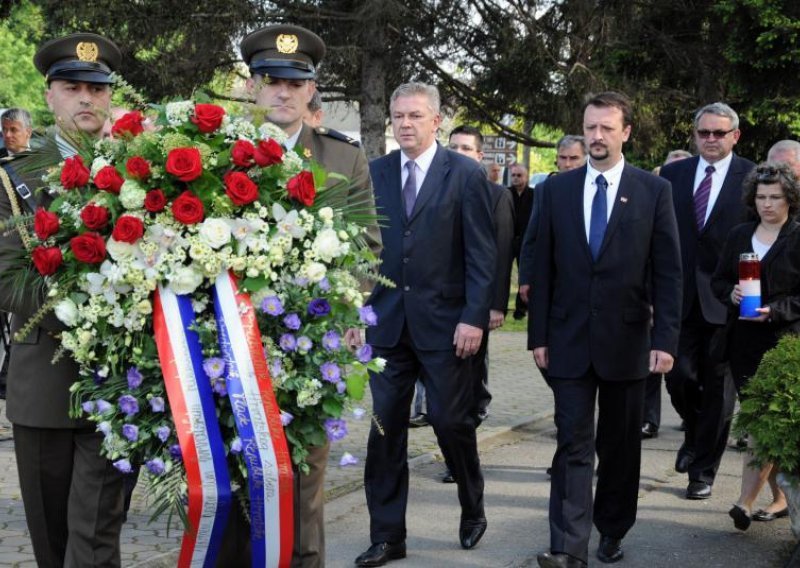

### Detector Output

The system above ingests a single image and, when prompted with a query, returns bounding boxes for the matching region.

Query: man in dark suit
[660,102,755,500]
[354,83,495,567]
[531,92,682,568]
[509,163,534,319]
[0,33,125,567]
[0,108,33,160]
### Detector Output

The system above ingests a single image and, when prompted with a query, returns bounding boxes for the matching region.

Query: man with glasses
[508,163,533,319]
[660,102,755,500]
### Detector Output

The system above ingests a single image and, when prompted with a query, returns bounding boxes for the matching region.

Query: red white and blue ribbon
[153,286,232,568]
[213,271,294,567]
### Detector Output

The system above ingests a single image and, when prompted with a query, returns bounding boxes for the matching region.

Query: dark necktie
[403,160,417,217]
[589,174,608,260]
[694,165,716,230]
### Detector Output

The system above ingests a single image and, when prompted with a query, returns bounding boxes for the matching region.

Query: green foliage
[734,334,800,475]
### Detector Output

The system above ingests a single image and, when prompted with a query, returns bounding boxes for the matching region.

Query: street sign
[482,135,517,165]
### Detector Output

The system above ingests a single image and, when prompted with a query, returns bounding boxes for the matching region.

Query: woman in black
[711,162,800,531]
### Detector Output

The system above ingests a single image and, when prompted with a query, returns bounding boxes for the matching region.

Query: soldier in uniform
[239,24,381,568]
[0,33,126,567]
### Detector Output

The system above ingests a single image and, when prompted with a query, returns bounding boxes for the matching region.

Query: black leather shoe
[408,413,429,428]
[354,542,406,567]
[686,480,712,500]
[441,468,456,484]
[641,422,659,439]
[675,444,694,473]
[597,535,623,563]
[537,551,587,567]
[753,507,789,521]
[728,504,751,530]
[459,518,487,549]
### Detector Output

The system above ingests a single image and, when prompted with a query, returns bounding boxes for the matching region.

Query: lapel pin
[620,197,628,203]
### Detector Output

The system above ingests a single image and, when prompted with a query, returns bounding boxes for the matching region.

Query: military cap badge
[276,34,299,54]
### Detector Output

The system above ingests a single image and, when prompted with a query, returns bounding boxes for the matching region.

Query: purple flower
[358,306,378,326]
[122,424,139,442]
[118,394,139,417]
[280,411,294,426]
[269,358,283,378]
[98,421,112,436]
[352,407,367,420]
[203,357,226,380]
[149,396,165,412]
[96,399,112,413]
[230,437,243,454]
[127,366,143,389]
[336,381,347,394]
[261,296,284,316]
[322,330,341,351]
[339,452,358,467]
[320,362,342,383]
[211,378,227,396]
[145,458,166,476]
[324,418,348,442]
[308,298,331,317]
[113,459,133,474]
[296,335,313,353]
[156,425,171,443]
[319,277,331,292]
[279,333,297,352]
[82,400,95,414]
[169,444,182,462]
[356,344,373,363]
[295,276,309,287]
[283,313,302,330]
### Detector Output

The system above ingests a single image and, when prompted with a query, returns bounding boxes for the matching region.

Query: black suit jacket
[366,145,496,350]
[530,164,682,380]
[490,182,514,312]
[518,181,545,286]
[660,154,755,325]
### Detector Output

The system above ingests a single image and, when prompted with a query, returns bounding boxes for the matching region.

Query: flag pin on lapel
[620,197,628,203]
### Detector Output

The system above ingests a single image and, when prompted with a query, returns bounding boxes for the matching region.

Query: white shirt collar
[283,123,303,151]
[586,155,626,186]
[698,151,733,177]
[401,140,438,176]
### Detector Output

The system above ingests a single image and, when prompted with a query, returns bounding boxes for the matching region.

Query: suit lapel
[703,154,741,233]
[761,220,799,267]
[378,152,405,224]
[569,166,593,262]
[597,166,634,258]
[408,144,448,224]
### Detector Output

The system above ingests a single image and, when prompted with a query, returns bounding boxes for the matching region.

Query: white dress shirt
[693,152,733,225]
[400,141,438,197]
[583,157,625,242]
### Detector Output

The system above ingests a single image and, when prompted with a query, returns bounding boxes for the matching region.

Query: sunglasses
[696,129,734,139]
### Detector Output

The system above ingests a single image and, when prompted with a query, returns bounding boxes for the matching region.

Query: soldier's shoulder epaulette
[315,126,361,148]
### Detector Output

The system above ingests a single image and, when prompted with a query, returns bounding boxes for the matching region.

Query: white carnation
[54,298,79,327]
[303,261,327,282]
[119,180,146,210]
[198,218,232,249]
[168,265,204,295]
[106,238,136,261]
[318,207,334,224]
[312,229,344,262]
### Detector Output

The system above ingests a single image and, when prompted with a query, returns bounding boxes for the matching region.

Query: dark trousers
[13,424,124,568]
[643,373,662,427]
[513,252,525,316]
[548,371,645,563]
[474,331,492,416]
[365,327,484,543]
[665,304,735,484]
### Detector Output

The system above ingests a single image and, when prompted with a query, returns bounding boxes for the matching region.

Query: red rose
[144,189,167,212]
[125,156,151,180]
[224,171,259,206]
[31,246,63,276]
[165,148,203,182]
[112,215,144,244]
[172,190,205,225]
[231,139,255,168]
[94,166,125,194]
[34,208,60,240]
[60,155,90,189]
[286,171,316,206]
[191,104,226,134]
[80,203,110,230]
[111,111,145,138]
[253,139,283,167]
[70,232,106,264]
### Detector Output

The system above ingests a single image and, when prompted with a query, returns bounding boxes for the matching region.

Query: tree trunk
[359,4,387,160]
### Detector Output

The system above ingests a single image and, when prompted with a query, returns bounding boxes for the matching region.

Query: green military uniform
[0,33,125,568]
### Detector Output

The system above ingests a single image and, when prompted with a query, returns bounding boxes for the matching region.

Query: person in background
[0,108,33,158]
[710,162,799,530]
[508,163,533,320]
[305,90,324,128]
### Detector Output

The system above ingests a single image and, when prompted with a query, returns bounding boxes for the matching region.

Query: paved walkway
[0,331,548,566]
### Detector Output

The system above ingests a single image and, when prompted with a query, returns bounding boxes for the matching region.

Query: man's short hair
[556,134,587,154]
[582,91,633,127]
[1,108,32,129]
[510,163,528,174]
[664,149,692,164]
[390,82,440,115]
[693,102,739,130]
[768,139,800,161]
[449,125,483,146]
[307,90,322,113]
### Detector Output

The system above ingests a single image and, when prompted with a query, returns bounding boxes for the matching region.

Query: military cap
[241,24,325,80]
[34,33,121,85]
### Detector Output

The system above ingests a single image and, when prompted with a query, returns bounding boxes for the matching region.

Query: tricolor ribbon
[153,286,232,568]
[213,271,294,567]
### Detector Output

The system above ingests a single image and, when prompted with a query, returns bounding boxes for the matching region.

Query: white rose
[303,261,327,282]
[54,298,79,327]
[318,207,334,223]
[168,265,204,295]
[312,228,342,262]
[198,218,232,249]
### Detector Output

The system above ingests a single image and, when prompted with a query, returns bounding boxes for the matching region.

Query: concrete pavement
[0,330,797,566]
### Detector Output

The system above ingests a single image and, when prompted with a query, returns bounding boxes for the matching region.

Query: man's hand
[649,350,674,374]
[519,284,531,304]
[488,309,505,330]
[453,323,483,358]
[344,328,363,350]
[533,347,548,369]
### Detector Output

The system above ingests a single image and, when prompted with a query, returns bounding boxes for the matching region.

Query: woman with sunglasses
[711,161,800,531]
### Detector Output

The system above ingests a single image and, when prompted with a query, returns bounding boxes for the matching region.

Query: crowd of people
[1,21,798,568]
